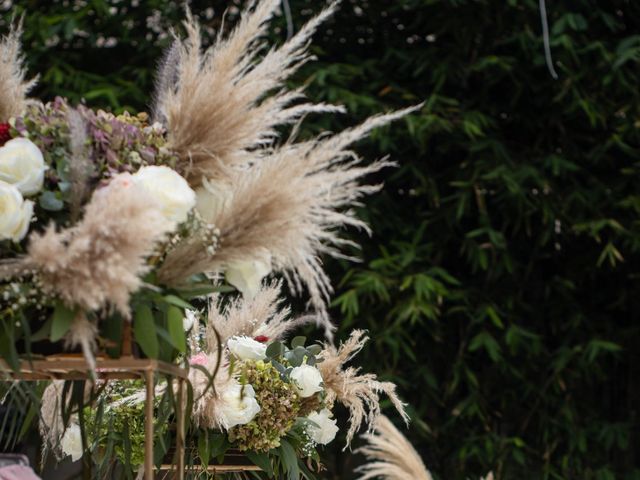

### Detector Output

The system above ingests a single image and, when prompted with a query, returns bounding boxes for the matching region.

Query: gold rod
[145,369,155,480]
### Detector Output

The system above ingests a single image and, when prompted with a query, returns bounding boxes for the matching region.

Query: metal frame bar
[0,357,190,480]
[0,357,259,477]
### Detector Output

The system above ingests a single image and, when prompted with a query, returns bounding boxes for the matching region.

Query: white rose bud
[60,423,83,462]
[225,250,271,299]
[306,409,339,445]
[0,181,33,242]
[290,364,324,398]
[219,382,261,429]
[0,137,46,196]
[227,336,267,361]
[132,165,196,224]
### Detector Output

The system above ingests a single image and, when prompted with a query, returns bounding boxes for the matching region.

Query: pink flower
[189,352,209,366]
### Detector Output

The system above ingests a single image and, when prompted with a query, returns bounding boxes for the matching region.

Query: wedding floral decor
[0,0,420,477]
[41,284,408,478]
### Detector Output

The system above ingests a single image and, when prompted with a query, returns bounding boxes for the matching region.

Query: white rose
[225,250,271,299]
[132,165,196,224]
[290,364,324,398]
[0,137,46,196]
[60,423,83,462]
[227,336,267,361]
[195,177,231,224]
[219,382,261,429]
[0,181,33,242]
[306,409,339,445]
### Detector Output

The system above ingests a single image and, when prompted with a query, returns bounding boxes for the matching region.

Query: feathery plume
[27,173,173,316]
[204,281,322,351]
[317,330,408,446]
[64,312,98,372]
[39,381,67,460]
[66,107,93,221]
[150,39,181,126]
[190,351,235,429]
[159,1,343,183]
[356,415,433,480]
[0,21,37,121]
[159,106,420,338]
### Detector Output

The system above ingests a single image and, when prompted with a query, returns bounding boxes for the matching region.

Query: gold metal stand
[0,356,188,480]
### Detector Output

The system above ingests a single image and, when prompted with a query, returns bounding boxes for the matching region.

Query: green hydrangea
[83,381,162,467]
[229,360,301,452]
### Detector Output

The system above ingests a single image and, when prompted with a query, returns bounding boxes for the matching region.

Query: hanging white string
[282,0,294,39]
[539,0,559,79]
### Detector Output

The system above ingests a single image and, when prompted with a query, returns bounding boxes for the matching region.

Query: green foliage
[4,0,640,479]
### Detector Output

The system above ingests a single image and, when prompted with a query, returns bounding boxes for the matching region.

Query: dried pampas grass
[0,21,37,120]
[28,173,173,315]
[66,107,93,221]
[158,106,419,338]
[317,330,408,446]
[204,281,322,351]
[158,1,342,182]
[39,381,67,461]
[154,1,421,337]
[356,415,433,480]
[189,351,235,430]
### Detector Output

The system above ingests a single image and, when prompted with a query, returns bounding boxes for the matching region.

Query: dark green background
[4,0,640,479]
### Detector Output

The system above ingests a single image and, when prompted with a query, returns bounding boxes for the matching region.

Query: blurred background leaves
[2,0,640,479]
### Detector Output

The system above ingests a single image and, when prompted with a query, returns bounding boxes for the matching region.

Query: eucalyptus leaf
[38,190,64,211]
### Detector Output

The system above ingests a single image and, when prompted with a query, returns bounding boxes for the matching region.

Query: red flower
[254,335,269,343]
[0,123,11,146]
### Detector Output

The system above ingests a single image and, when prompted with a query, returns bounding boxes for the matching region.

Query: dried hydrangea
[228,360,301,452]
[10,97,177,183]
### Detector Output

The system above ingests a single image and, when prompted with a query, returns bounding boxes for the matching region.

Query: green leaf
[266,341,284,359]
[279,439,300,480]
[469,331,502,362]
[162,294,193,310]
[291,336,306,348]
[30,318,53,342]
[50,302,75,342]
[134,305,158,359]
[166,305,186,353]
[197,432,209,463]
[39,190,64,211]
[208,432,228,458]
[307,345,322,356]
[246,451,273,476]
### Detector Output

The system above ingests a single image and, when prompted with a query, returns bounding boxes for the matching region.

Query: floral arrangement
[41,284,407,477]
[0,0,420,477]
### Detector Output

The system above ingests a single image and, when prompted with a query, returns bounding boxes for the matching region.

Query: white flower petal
[290,364,324,398]
[306,409,339,445]
[0,181,33,242]
[0,137,46,196]
[227,336,267,361]
[219,382,261,429]
[132,165,196,224]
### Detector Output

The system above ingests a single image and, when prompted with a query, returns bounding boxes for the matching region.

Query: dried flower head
[317,330,408,446]
[157,1,342,183]
[27,173,174,316]
[204,281,322,352]
[0,21,37,121]
[356,415,433,480]
[228,360,300,451]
